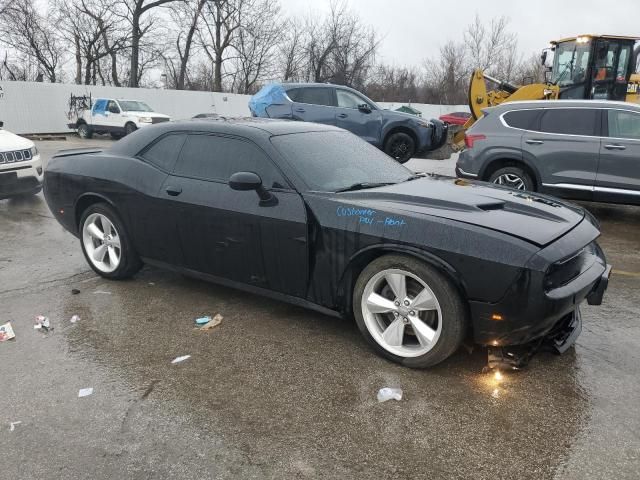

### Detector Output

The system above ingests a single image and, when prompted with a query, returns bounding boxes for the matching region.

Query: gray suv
[456,100,640,205]
[249,82,447,163]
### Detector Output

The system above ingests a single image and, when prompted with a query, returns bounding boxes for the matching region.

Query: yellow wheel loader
[452,34,640,147]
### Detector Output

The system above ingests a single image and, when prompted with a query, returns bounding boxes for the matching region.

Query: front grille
[544,242,598,291]
[151,117,170,124]
[0,149,31,164]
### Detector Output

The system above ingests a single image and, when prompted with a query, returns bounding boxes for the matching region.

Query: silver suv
[456,100,640,205]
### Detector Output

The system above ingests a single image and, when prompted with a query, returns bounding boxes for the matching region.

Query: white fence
[0,81,468,134]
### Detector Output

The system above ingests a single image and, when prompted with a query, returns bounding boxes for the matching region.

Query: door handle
[165,186,182,196]
[337,113,348,118]
[525,139,544,145]
[295,107,306,113]
[604,144,626,150]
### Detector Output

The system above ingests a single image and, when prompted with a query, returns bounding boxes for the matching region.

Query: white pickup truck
[0,121,43,199]
[68,98,170,139]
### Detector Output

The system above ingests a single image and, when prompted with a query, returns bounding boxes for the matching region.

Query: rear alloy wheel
[489,166,534,191]
[384,132,415,164]
[124,122,137,136]
[354,255,466,368]
[77,123,93,139]
[80,203,142,279]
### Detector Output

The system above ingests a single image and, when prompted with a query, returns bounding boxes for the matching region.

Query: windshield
[272,131,414,192]
[118,100,153,112]
[552,41,591,86]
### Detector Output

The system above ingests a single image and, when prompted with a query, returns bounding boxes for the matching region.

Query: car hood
[0,129,34,151]
[338,176,585,247]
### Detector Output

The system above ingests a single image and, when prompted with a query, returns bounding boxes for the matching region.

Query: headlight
[30,146,38,157]
[138,117,153,123]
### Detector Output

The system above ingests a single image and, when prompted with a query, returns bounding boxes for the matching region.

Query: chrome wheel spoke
[101,217,111,236]
[409,316,437,346]
[382,318,405,347]
[411,288,437,311]
[87,223,104,240]
[366,292,397,314]
[110,234,121,249]
[107,246,119,265]
[93,244,108,262]
[385,273,407,301]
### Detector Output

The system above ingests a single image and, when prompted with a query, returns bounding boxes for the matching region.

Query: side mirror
[544,70,553,83]
[229,171,277,206]
[109,107,120,114]
[358,103,372,113]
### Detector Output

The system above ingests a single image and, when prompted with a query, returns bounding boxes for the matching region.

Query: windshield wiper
[335,182,396,193]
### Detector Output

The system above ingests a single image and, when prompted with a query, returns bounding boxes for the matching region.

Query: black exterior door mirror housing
[229,171,277,206]
[358,104,372,113]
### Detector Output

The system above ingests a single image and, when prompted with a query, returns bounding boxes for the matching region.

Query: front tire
[384,132,415,163]
[488,166,534,191]
[79,203,142,279]
[124,122,137,136]
[77,123,93,139]
[353,255,467,368]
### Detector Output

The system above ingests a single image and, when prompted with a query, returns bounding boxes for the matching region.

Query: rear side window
[286,88,302,102]
[607,110,640,139]
[503,110,540,130]
[140,133,186,172]
[174,134,287,188]
[539,109,598,136]
[298,87,335,107]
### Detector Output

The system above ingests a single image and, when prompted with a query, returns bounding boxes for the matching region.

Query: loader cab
[549,35,639,102]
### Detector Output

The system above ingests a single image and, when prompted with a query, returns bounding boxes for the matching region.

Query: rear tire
[384,132,415,164]
[79,203,142,280]
[77,123,93,139]
[353,254,467,368]
[488,166,534,191]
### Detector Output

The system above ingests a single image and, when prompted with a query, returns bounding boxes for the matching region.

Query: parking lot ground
[1,138,639,479]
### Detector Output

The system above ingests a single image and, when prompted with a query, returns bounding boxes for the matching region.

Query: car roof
[489,100,640,112]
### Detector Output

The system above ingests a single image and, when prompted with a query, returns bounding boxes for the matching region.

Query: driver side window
[107,101,120,114]
[608,110,640,140]
[336,89,366,109]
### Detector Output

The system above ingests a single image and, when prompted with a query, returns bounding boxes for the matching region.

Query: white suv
[68,98,170,139]
[0,121,43,200]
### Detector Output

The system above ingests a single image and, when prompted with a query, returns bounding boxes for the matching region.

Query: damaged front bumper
[487,307,583,370]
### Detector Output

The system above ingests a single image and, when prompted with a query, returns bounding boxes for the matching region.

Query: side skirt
[142,258,343,319]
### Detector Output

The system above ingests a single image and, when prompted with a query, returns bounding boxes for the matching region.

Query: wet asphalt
[1,136,639,479]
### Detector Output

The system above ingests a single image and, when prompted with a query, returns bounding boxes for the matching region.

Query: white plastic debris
[78,387,94,398]
[9,421,21,431]
[70,315,80,324]
[377,387,403,403]
[171,355,191,364]
[93,290,112,295]
[0,322,16,341]
[34,315,52,331]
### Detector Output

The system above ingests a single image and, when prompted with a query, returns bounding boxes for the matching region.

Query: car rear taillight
[464,134,486,149]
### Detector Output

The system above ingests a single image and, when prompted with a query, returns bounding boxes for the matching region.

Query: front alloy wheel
[362,269,442,358]
[354,255,467,368]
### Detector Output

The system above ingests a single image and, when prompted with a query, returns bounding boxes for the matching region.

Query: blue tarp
[248,84,287,117]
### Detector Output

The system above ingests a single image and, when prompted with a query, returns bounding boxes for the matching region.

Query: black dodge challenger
[44,119,610,368]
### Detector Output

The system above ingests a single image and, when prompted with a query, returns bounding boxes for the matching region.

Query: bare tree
[278,19,306,82]
[114,0,181,87]
[0,0,63,82]
[423,40,468,104]
[230,0,282,93]
[199,0,244,92]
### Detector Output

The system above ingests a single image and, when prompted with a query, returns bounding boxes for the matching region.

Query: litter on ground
[94,290,112,295]
[9,421,22,431]
[34,315,52,332]
[171,355,191,364]
[195,316,211,325]
[0,322,16,342]
[377,387,403,403]
[71,288,80,295]
[78,387,94,398]
[70,315,80,323]
[198,314,223,331]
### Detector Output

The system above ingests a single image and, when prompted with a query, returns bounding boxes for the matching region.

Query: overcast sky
[279,0,640,66]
